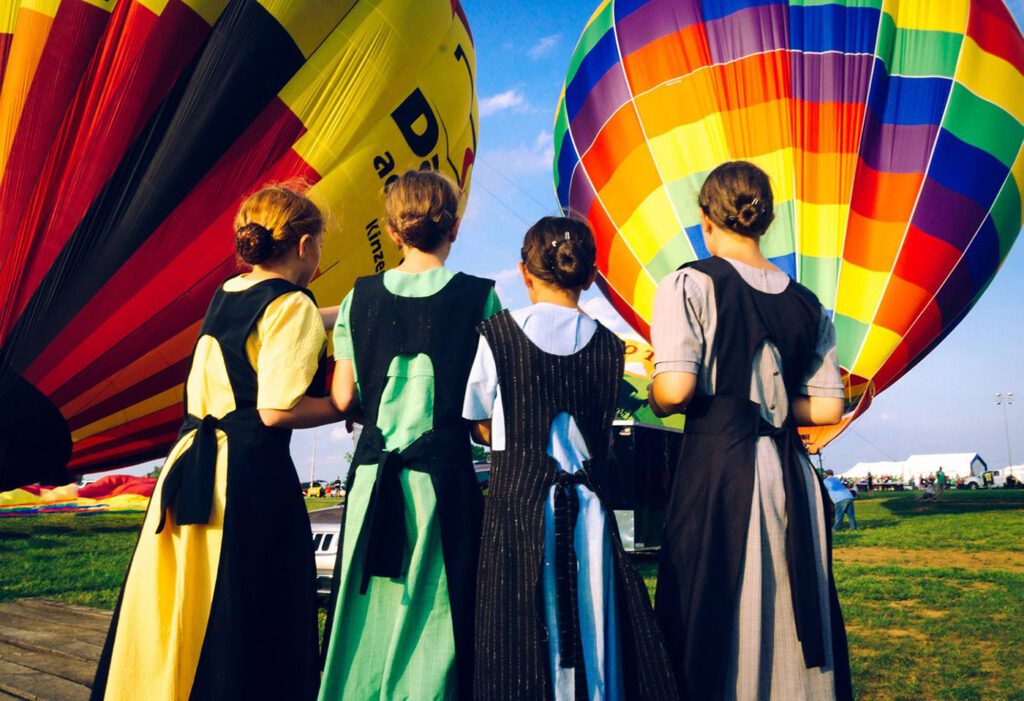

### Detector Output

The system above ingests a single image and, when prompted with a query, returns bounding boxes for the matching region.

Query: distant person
[823,470,857,531]
[648,161,852,700]
[91,184,345,701]
[866,471,874,495]
[936,466,947,500]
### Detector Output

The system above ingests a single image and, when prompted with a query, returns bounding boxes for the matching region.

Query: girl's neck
[245,263,302,286]
[395,244,449,273]
[712,231,776,271]
[530,286,581,310]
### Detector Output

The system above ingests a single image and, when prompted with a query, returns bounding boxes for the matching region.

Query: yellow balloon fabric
[0,0,478,485]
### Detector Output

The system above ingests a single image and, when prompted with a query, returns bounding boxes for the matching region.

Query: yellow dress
[91,275,326,701]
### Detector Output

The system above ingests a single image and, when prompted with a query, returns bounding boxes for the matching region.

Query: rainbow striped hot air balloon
[0,0,478,490]
[555,0,1024,450]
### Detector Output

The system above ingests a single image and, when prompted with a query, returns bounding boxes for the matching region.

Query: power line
[475,156,557,215]
[846,426,899,461]
[469,174,531,225]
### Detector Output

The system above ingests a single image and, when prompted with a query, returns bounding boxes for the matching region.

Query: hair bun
[551,238,591,289]
[698,161,775,238]
[385,170,459,252]
[397,214,446,251]
[729,196,768,233]
[235,222,277,265]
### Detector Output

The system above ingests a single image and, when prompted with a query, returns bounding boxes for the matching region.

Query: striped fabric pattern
[554,0,1024,449]
[474,310,678,700]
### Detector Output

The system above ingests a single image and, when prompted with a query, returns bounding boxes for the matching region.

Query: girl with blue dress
[465,217,677,700]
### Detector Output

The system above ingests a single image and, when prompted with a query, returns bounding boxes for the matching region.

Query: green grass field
[1,491,1021,699]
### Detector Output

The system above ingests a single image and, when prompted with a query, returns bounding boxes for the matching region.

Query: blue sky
[109,1,1024,483]
[454,0,1024,476]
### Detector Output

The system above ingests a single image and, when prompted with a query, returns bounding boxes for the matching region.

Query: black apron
[319,271,494,700]
[92,276,325,701]
[474,310,679,701]
[655,256,852,701]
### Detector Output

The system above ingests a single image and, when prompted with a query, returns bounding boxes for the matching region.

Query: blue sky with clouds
[109,1,1024,484]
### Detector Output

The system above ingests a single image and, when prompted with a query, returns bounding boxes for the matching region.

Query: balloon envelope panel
[0,0,478,489]
[555,0,1024,445]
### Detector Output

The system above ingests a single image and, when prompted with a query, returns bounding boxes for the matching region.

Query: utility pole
[309,431,317,492]
[996,392,1014,468]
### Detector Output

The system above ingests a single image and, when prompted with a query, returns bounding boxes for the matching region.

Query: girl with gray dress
[648,162,853,701]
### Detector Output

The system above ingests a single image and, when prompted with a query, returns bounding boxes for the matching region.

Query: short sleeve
[255,291,327,410]
[331,290,355,361]
[482,287,503,320]
[651,270,707,377]
[463,335,498,420]
[799,310,845,398]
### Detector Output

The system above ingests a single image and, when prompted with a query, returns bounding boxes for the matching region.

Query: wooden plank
[0,641,97,687]
[0,658,90,701]
[0,627,103,664]
[0,602,110,634]
[15,600,111,623]
[0,609,106,652]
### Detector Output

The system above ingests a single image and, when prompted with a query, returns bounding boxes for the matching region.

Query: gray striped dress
[651,258,845,700]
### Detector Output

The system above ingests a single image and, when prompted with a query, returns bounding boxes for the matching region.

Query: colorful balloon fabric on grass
[0,0,478,489]
[0,475,155,516]
[555,0,1024,450]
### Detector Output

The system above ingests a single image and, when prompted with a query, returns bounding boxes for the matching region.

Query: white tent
[839,453,988,483]
[837,460,904,480]
[903,453,987,480]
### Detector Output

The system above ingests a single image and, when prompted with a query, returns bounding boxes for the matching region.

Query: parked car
[301,479,330,497]
[309,505,342,597]
[310,466,492,596]
[474,462,491,494]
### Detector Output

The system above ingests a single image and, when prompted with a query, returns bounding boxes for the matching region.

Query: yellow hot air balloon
[0,0,478,489]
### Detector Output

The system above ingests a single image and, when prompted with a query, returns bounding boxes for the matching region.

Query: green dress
[320,267,500,700]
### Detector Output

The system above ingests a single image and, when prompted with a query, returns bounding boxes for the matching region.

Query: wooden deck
[0,599,109,700]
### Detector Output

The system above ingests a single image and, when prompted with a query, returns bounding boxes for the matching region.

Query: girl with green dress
[319,170,500,700]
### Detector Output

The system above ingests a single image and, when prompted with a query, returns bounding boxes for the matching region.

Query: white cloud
[479,89,530,117]
[484,131,554,176]
[580,294,634,335]
[527,34,561,60]
[485,267,523,301]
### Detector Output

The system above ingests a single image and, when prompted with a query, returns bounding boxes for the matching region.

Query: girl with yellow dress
[319,170,500,701]
[91,185,343,701]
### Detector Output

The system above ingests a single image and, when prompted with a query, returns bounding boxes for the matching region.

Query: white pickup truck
[961,469,1012,489]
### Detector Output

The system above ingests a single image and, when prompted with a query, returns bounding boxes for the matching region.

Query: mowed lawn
[1,491,1021,700]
